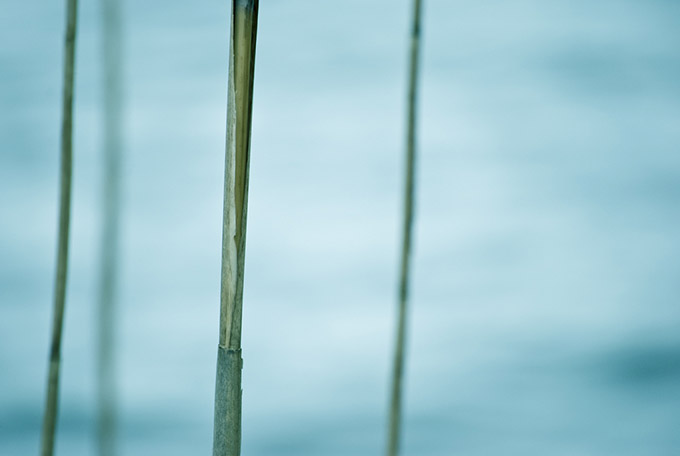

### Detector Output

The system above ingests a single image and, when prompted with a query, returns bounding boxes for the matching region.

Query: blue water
[1,0,680,454]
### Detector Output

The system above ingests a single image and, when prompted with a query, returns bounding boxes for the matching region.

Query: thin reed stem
[40,0,79,455]
[387,0,423,455]
[213,1,259,455]
[97,0,123,454]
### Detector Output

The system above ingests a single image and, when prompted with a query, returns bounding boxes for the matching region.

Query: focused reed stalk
[386,0,423,455]
[40,1,79,455]
[213,1,259,455]
[96,0,123,454]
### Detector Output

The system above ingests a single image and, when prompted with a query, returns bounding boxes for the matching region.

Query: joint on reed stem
[213,346,243,456]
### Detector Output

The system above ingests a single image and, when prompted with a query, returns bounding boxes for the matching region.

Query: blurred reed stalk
[40,0,79,455]
[387,0,423,455]
[97,0,123,454]
[213,1,259,455]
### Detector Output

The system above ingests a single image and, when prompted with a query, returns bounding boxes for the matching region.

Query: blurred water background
[1,0,680,454]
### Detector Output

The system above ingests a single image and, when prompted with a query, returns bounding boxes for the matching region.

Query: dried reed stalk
[40,0,79,455]
[387,0,423,455]
[213,1,259,455]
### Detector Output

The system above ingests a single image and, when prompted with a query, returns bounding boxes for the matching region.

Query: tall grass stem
[97,0,123,454]
[213,1,259,455]
[40,0,79,455]
[387,0,423,455]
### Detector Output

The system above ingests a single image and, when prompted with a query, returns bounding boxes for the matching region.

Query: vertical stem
[40,0,78,455]
[97,0,123,454]
[387,0,423,455]
[213,1,259,455]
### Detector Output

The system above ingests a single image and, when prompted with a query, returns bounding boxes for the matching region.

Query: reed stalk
[213,1,259,455]
[386,0,423,455]
[40,0,79,455]
[96,0,123,454]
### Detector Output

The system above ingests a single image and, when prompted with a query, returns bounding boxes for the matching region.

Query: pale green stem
[40,0,78,455]
[97,0,123,454]
[387,0,423,455]
[213,1,259,455]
